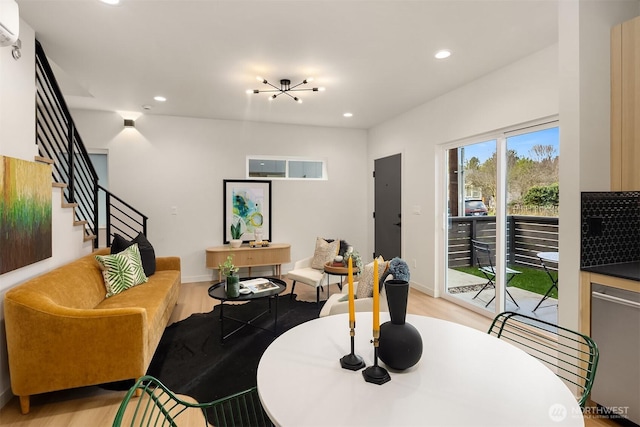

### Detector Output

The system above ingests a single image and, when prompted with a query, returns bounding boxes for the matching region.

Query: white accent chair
[287,256,343,305]
[319,277,390,317]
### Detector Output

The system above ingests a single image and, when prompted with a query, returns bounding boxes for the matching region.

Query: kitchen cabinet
[611,15,640,191]
[580,270,640,424]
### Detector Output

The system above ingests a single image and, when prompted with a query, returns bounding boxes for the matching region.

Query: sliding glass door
[444,121,559,320]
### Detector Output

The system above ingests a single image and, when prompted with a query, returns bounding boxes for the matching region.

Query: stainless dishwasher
[590,283,640,424]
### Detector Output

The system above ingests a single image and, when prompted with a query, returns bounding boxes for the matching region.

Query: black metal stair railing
[99,185,148,244]
[35,40,147,247]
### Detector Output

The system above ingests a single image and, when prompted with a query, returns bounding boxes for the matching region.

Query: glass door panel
[504,126,559,323]
[446,140,497,314]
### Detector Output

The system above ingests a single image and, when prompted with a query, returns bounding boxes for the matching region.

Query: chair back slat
[113,375,274,427]
[488,311,599,408]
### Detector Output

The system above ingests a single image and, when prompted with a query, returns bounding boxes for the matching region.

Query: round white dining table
[257,312,584,427]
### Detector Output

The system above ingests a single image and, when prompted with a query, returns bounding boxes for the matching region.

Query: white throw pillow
[356,256,387,299]
[311,237,340,270]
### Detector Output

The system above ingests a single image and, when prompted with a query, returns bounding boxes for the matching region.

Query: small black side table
[208,277,286,343]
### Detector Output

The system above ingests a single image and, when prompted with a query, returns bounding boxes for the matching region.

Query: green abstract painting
[0,156,52,274]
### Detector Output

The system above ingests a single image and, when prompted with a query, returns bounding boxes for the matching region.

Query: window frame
[246,155,328,180]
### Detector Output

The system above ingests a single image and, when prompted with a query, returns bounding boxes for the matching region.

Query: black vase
[378,280,423,370]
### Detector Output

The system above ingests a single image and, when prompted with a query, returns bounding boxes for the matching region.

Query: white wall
[0,21,93,407]
[557,0,639,330]
[367,45,559,297]
[367,0,640,333]
[72,110,369,283]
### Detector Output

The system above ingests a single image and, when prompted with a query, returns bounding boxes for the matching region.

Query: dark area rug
[144,294,320,404]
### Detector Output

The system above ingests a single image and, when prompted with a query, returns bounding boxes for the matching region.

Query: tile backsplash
[581,191,640,267]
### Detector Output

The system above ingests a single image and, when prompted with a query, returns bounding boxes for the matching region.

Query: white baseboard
[181,274,214,284]
[410,281,434,297]
[0,386,14,411]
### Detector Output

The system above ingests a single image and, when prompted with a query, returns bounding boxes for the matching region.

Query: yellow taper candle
[348,257,355,324]
[373,259,380,332]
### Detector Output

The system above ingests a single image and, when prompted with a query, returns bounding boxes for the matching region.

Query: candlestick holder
[340,321,365,371]
[362,333,390,385]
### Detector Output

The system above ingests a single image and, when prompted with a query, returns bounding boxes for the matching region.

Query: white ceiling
[17,0,559,129]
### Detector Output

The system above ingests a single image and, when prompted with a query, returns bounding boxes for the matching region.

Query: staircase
[35,40,147,247]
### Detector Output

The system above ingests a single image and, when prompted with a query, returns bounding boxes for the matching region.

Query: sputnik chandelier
[247,77,325,103]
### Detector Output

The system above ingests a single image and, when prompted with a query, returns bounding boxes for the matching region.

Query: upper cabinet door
[611,16,640,191]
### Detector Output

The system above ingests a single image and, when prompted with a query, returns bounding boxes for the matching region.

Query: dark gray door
[374,154,401,260]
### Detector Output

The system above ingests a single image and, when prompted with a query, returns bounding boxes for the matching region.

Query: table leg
[534,258,558,312]
[273,295,278,336]
[219,302,225,344]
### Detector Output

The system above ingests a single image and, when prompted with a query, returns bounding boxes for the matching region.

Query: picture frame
[223,179,272,243]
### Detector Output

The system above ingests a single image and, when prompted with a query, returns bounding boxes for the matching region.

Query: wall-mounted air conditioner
[0,0,19,47]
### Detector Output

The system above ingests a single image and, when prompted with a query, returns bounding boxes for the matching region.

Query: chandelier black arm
[262,80,283,92]
[253,88,318,94]
[282,91,298,101]
[288,80,309,90]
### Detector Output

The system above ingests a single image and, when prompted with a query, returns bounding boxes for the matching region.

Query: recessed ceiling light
[99,0,120,5]
[343,112,353,118]
[435,49,451,59]
[154,96,167,102]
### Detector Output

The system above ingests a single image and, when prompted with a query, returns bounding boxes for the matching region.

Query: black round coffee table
[208,277,286,343]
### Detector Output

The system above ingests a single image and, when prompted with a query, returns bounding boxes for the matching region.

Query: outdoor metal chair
[112,375,274,427]
[470,239,520,307]
[488,311,599,408]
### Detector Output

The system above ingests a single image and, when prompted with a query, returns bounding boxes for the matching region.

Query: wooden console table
[206,243,291,280]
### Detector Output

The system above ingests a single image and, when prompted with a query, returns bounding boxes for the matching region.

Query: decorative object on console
[218,255,240,298]
[229,218,244,248]
[247,76,325,103]
[378,279,423,370]
[223,179,272,243]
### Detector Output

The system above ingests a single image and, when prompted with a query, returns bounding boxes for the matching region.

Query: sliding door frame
[436,116,559,318]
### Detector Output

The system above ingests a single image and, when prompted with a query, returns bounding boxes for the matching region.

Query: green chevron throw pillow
[96,243,148,297]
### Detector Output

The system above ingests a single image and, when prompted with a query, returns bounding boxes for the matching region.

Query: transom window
[247,156,327,180]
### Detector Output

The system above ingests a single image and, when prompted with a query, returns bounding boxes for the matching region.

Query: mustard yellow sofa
[3,248,181,414]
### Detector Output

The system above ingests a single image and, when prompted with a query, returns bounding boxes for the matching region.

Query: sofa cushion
[112,232,157,276]
[311,237,340,270]
[96,244,148,297]
[356,256,388,299]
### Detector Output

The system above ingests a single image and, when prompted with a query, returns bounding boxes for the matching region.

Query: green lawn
[453,265,558,299]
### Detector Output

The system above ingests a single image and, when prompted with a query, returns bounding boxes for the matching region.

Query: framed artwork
[0,156,52,274]
[223,179,272,243]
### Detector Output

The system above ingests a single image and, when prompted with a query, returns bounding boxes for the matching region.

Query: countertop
[581,261,640,282]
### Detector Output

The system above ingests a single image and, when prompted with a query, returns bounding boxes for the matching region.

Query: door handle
[394,222,401,227]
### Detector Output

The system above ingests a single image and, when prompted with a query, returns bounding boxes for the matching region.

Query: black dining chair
[470,239,520,307]
[488,311,599,408]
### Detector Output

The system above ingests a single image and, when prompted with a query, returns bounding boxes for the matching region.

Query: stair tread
[35,156,54,164]
[52,182,68,188]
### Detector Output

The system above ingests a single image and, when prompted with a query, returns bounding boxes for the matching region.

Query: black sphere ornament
[378,280,423,370]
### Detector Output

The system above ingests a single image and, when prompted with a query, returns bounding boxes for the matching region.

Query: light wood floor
[0,280,618,426]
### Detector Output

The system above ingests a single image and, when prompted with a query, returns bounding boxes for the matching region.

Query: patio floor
[447,269,558,324]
